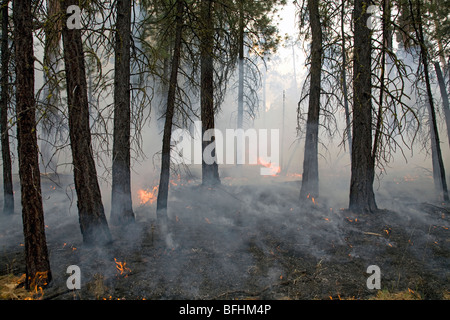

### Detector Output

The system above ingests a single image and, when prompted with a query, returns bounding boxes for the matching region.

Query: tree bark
[61,0,112,245]
[349,0,378,213]
[156,0,184,222]
[410,0,449,201]
[111,0,135,225]
[340,0,352,155]
[13,0,52,289]
[200,0,220,186]
[41,0,62,173]
[372,0,389,161]
[300,0,322,201]
[236,0,244,165]
[434,62,450,149]
[1,0,13,215]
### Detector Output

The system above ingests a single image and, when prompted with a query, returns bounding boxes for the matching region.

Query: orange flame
[22,271,49,300]
[258,157,281,176]
[114,258,131,277]
[138,186,158,205]
[306,193,317,205]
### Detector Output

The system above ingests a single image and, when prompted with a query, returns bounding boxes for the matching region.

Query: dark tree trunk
[410,0,449,201]
[237,4,244,130]
[156,0,184,222]
[237,0,244,129]
[236,0,244,165]
[13,0,52,289]
[111,0,135,225]
[300,0,322,201]
[41,0,62,173]
[200,0,220,186]
[372,0,388,161]
[340,0,352,155]
[349,0,378,213]
[1,0,13,215]
[61,0,112,245]
[434,62,450,149]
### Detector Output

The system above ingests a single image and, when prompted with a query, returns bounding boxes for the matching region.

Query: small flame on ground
[138,186,158,205]
[114,258,131,277]
[306,193,317,205]
[258,157,281,176]
[23,271,49,300]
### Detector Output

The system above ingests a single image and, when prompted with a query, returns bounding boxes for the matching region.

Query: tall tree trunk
[409,0,449,201]
[111,0,134,225]
[434,62,450,149]
[349,0,378,213]
[13,0,52,289]
[236,0,244,165]
[340,0,352,154]
[300,0,322,201]
[372,0,389,161]
[61,0,112,245]
[156,0,184,222]
[41,0,62,173]
[1,0,13,215]
[200,0,220,186]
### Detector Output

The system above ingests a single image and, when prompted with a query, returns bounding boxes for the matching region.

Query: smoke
[1,3,449,300]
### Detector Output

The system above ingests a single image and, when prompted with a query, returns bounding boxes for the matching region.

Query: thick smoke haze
[1,2,449,300]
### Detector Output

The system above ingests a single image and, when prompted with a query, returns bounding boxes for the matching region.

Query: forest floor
[0,171,449,300]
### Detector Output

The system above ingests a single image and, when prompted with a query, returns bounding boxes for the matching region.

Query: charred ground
[0,173,449,300]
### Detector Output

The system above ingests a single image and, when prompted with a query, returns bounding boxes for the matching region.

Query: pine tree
[349,0,378,213]
[1,0,13,215]
[13,0,52,289]
[111,0,135,225]
[61,0,112,245]
[200,0,220,186]
[299,0,323,201]
[156,0,185,222]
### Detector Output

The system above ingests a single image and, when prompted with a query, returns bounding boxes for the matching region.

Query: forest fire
[15,271,49,300]
[306,193,317,205]
[114,258,131,277]
[258,157,281,176]
[2,0,450,304]
[138,186,158,205]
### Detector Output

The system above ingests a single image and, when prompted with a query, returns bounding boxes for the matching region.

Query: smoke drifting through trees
[0,0,449,299]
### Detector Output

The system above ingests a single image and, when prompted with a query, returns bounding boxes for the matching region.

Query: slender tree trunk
[372,0,389,161]
[340,0,352,154]
[41,0,62,173]
[111,0,134,225]
[200,0,220,186]
[434,62,450,149]
[61,0,112,245]
[349,0,378,213]
[281,90,285,171]
[1,0,13,215]
[156,0,184,222]
[300,0,322,201]
[237,0,244,130]
[410,0,449,201]
[13,0,52,289]
[236,0,244,166]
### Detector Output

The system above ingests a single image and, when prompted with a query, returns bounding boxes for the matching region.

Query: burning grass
[138,187,158,205]
[0,274,44,300]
